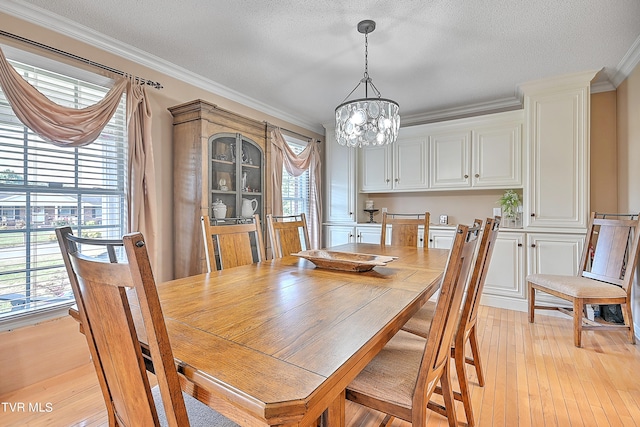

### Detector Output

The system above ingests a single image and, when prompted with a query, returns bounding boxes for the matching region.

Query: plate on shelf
[291,250,397,272]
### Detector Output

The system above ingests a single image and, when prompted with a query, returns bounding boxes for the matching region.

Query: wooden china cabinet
[169,100,268,278]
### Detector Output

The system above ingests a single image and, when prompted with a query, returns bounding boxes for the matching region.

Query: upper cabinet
[359,126,429,192]
[324,127,357,223]
[521,71,596,230]
[359,110,523,193]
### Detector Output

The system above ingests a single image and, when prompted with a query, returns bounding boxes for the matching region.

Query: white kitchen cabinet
[521,71,595,230]
[356,225,384,244]
[483,232,526,302]
[427,227,455,249]
[428,129,471,189]
[359,132,428,192]
[324,127,357,223]
[472,119,522,188]
[526,232,584,306]
[429,111,523,190]
[359,144,392,192]
[324,225,355,247]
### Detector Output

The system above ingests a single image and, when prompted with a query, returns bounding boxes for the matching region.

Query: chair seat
[152,386,238,427]
[402,301,436,338]
[347,329,426,411]
[527,274,627,299]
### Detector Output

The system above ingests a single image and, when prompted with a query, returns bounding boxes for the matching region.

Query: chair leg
[621,302,636,344]
[528,282,535,323]
[468,325,485,387]
[454,341,475,427]
[440,358,458,427]
[573,298,583,348]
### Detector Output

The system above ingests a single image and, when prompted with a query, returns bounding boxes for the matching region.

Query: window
[0,55,127,323]
[281,136,310,217]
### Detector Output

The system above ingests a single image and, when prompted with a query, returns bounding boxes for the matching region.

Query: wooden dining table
[75,243,449,426]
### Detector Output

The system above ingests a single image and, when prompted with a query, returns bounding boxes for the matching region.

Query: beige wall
[0,13,324,283]
[616,62,640,336]
[590,91,618,213]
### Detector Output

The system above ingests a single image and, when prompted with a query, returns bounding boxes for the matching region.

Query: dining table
[74,243,449,426]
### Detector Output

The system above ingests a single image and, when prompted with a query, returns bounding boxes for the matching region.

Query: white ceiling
[3,0,640,134]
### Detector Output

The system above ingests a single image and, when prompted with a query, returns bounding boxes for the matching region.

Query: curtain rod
[266,122,320,143]
[0,30,163,89]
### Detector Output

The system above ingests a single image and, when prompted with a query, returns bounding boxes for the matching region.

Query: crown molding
[0,1,324,135]
[400,97,523,127]
[611,34,640,88]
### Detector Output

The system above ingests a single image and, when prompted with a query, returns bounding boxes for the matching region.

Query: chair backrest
[579,212,640,294]
[201,214,265,271]
[413,222,479,408]
[381,212,430,247]
[462,216,501,333]
[266,213,311,258]
[56,227,190,427]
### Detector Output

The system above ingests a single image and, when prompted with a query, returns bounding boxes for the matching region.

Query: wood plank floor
[2,306,640,426]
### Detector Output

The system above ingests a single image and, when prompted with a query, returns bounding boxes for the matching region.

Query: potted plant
[498,190,522,228]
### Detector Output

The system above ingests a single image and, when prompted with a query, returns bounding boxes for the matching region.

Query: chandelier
[335,20,400,148]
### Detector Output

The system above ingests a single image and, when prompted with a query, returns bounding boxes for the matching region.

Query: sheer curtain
[0,48,158,267]
[270,128,322,248]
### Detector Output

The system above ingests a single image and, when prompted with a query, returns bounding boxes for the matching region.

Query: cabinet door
[325,129,357,222]
[523,75,591,229]
[484,232,526,300]
[527,233,584,305]
[356,226,383,244]
[472,122,522,188]
[428,229,455,249]
[359,145,392,192]
[429,130,471,189]
[324,225,355,247]
[394,137,428,190]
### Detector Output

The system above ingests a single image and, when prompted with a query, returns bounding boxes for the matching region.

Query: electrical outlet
[381,207,387,213]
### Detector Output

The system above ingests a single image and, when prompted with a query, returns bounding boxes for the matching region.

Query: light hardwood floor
[2,306,640,427]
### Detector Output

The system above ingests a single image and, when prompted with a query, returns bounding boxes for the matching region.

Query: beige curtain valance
[0,48,127,147]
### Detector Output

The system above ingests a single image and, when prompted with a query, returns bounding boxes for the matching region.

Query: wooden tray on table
[291,250,397,272]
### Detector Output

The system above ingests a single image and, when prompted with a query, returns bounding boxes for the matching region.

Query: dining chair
[265,213,311,258]
[528,212,640,347]
[346,222,480,427]
[201,214,265,271]
[381,211,430,247]
[55,227,238,427]
[401,217,500,426]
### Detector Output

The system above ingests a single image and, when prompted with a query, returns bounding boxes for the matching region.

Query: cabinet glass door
[209,133,264,221]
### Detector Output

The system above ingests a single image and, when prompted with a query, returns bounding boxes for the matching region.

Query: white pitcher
[241,198,258,218]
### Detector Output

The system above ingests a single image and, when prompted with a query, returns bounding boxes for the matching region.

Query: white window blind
[0,58,127,321]
[281,136,310,217]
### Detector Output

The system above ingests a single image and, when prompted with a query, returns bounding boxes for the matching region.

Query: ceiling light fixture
[335,20,400,148]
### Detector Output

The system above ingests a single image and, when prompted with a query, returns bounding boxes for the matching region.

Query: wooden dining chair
[528,212,640,347]
[201,214,265,271]
[346,222,480,427]
[381,212,430,247]
[56,227,238,427]
[401,217,501,426]
[265,213,311,258]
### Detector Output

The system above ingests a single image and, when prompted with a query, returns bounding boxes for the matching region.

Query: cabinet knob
[464,174,469,179]
[517,243,523,247]
[395,178,399,183]
[531,244,536,248]
[349,212,353,216]
[531,213,535,217]
[386,179,390,183]
[475,173,480,178]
